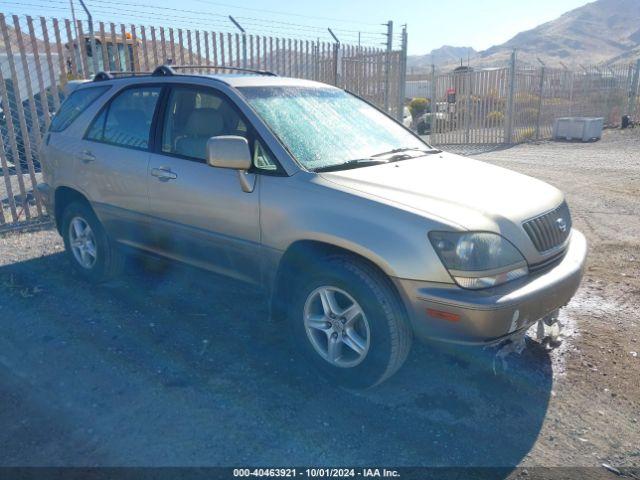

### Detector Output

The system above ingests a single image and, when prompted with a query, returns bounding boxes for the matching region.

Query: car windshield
[238,86,431,171]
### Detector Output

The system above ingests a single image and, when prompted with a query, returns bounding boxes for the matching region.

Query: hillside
[408,0,640,71]
[407,45,477,72]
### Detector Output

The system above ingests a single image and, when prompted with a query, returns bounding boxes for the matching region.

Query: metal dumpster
[553,117,604,141]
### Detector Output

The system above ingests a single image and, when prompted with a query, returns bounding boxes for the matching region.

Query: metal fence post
[383,20,393,112]
[333,43,340,86]
[229,16,247,68]
[430,64,436,143]
[505,49,516,144]
[535,61,545,140]
[242,34,247,68]
[328,28,340,86]
[78,0,98,75]
[628,59,640,118]
[395,24,407,121]
[465,67,472,143]
[568,72,574,116]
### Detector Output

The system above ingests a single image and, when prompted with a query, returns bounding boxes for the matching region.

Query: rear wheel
[61,202,124,283]
[288,255,412,388]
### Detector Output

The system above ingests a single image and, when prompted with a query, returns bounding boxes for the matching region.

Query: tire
[61,201,125,283]
[288,255,412,388]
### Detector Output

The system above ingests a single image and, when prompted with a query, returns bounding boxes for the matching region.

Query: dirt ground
[0,128,638,476]
[469,129,640,470]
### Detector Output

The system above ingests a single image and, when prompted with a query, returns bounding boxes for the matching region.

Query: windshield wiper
[313,158,388,172]
[371,147,441,158]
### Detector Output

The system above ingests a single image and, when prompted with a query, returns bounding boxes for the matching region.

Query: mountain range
[407,0,640,72]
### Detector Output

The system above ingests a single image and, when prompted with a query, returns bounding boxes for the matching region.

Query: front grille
[523,202,572,253]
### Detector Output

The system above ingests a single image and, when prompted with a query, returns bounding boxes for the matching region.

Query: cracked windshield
[240,87,428,170]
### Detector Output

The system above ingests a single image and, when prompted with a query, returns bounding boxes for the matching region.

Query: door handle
[79,150,96,163]
[151,167,177,181]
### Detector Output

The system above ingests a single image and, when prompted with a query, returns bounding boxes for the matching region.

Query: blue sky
[5,0,592,54]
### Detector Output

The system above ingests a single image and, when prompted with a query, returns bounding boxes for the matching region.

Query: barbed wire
[1,0,395,46]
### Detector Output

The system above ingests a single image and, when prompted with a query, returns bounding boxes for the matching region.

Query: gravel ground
[0,129,638,474]
[471,129,640,470]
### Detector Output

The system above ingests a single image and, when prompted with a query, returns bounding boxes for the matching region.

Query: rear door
[145,84,262,284]
[78,84,162,245]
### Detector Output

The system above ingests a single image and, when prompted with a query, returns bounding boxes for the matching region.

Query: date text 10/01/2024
[233,469,401,477]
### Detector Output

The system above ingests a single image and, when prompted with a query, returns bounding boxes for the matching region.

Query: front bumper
[393,229,587,345]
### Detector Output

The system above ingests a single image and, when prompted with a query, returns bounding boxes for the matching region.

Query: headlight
[429,231,528,289]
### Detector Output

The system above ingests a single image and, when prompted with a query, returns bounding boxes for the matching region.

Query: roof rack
[93,64,278,82]
[152,64,277,77]
[93,71,152,81]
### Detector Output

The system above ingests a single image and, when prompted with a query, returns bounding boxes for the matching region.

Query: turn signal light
[426,308,460,322]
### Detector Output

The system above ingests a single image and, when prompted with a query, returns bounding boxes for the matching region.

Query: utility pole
[77,0,98,76]
[383,20,393,112]
[229,16,247,68]
[328,27,340,86]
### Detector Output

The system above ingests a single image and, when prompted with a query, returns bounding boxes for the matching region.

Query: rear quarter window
[49,86,110,132]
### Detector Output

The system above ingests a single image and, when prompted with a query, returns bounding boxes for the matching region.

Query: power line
[80,0,387,39]
[189,0,380,27]
[20,0,382,41]
[2,0,387,46]
[233,14,385,37]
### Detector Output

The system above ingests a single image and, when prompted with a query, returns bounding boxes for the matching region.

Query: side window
[49,86,109,132]
[161,86,247,161]
[86,108,107,140]
[253,140,277,171]
[86,86,161,150]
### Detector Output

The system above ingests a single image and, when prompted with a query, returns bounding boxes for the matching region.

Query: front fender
[259,173,455,283]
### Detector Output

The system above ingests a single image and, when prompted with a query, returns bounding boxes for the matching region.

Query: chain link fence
[0,12,406,230]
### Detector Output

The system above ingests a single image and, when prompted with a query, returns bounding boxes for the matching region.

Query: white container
[553,117,604,141]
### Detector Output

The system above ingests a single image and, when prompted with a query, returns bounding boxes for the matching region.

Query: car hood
[319,152,564,232]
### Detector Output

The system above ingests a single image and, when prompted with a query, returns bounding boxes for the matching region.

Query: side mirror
[206,135,255,193]
[206,135,252,171]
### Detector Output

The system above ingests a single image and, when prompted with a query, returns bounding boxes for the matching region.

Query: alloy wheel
[68,216,97,269]
[303,286,371,368]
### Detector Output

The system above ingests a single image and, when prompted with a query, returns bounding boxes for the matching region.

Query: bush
[520,127,536,140]
[486,110,504,123]
[409,97,429,120]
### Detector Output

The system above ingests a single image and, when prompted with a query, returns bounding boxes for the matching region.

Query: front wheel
[288,256,413,388]
[61,201,125,283]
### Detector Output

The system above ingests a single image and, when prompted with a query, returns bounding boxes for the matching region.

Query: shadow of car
[0,248,553,469]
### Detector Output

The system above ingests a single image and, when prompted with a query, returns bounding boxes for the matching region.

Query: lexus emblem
[556,217,567,232]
